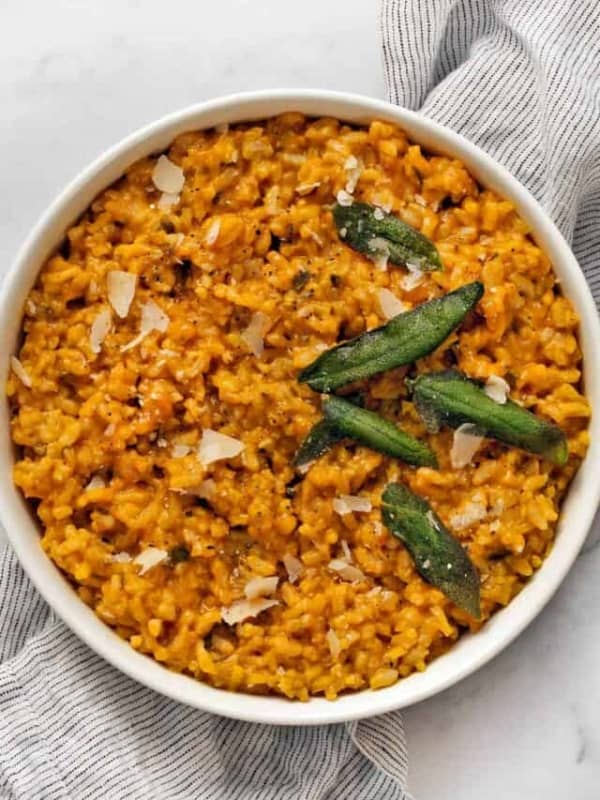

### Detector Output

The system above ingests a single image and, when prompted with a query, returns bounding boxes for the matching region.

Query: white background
[1,1,599,797]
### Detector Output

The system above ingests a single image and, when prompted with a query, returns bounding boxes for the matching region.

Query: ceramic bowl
[1,90,598,724]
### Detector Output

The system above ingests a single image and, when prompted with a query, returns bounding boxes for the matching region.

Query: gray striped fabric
[2,2,599,798]
[0,544,410,799]
[380,0,600,306]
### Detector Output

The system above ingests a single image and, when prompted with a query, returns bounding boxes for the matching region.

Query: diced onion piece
[205,219,220,246]
[172,443,192,458]
[241,312,270,358]
[328,558,366,582]
[85,475,106,491]
[121,301,169,352]
[484,375,510,404]
[326,628,341,659]
[90,308,112,353]
[377,288,409,320]
[221,598,279,625]
[198,429,244,465]
[134,547,168,575]
[107,271,136,318]
[10,356,32,388]
[333,494,372,516]
[450,423,484,469]
[152,155,184,194]
[244,576,279,600]
[282,554,303,584]
[450,501,487,530]
[158,192,180,210]
[336,189,354,207]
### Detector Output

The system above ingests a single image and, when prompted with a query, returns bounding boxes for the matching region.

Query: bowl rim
[1,89,599,725]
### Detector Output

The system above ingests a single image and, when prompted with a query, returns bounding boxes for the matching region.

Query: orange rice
[8,114,590,700]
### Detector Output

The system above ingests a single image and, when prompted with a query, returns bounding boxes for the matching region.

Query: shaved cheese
[158,192,180,210]
[10,356,32,388]
[121,301,169,352]
[85,475,106,491]
[134,547,168,575]
[328,559,366,582]
[485,375,510,404]
[221,598,278,626]
[344,155,362,194]
[241,312,270,358]
[244,576,279,600]
[450,501,487,530]
[152,155,184,194]
[336,189,353,207]
[333,494,372,515]
[111,552,132,564]
[377,288,409,320]
[104,423,116,437]
[107,271,136,318]
[450,423,484,469]
[172,443,192,458]
[400,262,425,291]
[198,429,244,465]
[205,219,220,246]
[283,554,303,584]
[90,308,112,353]
[340,540,353,562]
[373,206,385,221]
[296,182,320,196]
[368,237,390,271]
[326,628,341,659]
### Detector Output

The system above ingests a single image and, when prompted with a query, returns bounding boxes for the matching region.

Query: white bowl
[1,90,598,725]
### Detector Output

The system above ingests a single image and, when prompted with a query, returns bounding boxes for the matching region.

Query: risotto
[8,114,589,700]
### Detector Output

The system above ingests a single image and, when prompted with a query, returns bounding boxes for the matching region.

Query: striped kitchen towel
[2,2,600,798]
[380,0,600,305]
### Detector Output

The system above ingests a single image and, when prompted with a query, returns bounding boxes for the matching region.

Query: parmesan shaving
[152,155,184,194]
[194,479,216,501]
[336,189,354,207]
[107,271,136,318]
[484,375,510,404]
[111,552,132,564]
[172,443,192,458]
[328,559,366,583]
[10,356,32,388]
[377,288,408,320]
[244,576,279,600]
[373,206,385,221]
[333,494,372,515]
[205,219,221,246]
[450,501,487,530]
[282,554,303,584]
[340,540,353,562]
[90,308,112,354]
[344,155,362,194]
[368,237,391,271]
[134,547,168,575]
[158,192,180,210]
[326,628,341,659]
[450,423,484,469]
[221,598,278,626]
[121,301,169,352]
[400,262,425,291]
[198,429,244,465]
[241,312,270,358]
[296,182,320,196]
[85,475,106,491]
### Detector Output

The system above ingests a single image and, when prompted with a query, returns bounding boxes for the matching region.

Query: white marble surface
[1,1,599,797]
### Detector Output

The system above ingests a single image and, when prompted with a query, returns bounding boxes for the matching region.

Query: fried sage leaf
[322,395,437,467]
[333,201,443,272]
[293,394,364,467]
[381,483,480,617]
[298,281,483,392]
[409,370,568,466]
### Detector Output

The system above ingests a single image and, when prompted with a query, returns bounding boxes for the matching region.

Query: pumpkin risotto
[8,114,590,700]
